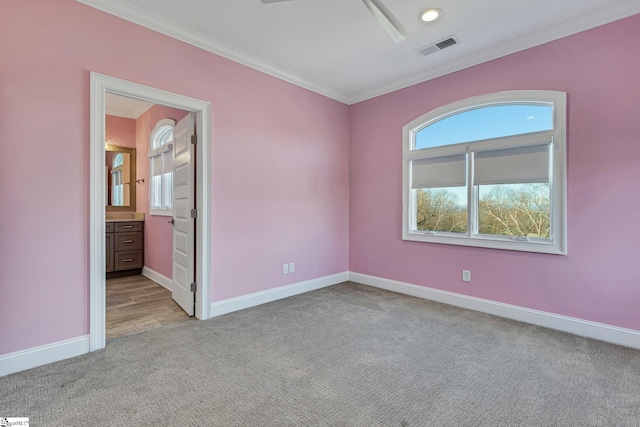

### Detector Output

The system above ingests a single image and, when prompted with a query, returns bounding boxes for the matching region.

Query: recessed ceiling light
[420,8,441,23]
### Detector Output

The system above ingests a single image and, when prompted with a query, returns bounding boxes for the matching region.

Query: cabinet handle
[122,225,134,229]
[122,240,134,243]
[122,258,134,262]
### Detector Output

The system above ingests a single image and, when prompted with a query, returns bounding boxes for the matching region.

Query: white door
[172,113,196,316]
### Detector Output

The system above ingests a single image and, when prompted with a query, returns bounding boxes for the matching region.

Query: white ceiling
[80,0,640,104]
[106,92,154,118]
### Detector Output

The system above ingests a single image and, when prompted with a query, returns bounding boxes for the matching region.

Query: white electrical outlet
[462,270,471,282]
[289,262,295,273]
[283,263,289,274]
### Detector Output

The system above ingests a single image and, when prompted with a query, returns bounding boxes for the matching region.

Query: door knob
[168,219,175,225]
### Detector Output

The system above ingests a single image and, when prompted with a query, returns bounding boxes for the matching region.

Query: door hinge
[190,282,197,292]
[190,135,197,145]
[190,208,197,219]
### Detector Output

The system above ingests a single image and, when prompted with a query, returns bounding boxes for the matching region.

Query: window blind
[148,143,173,209]
[411,154,466,189]
[474,143,550,186]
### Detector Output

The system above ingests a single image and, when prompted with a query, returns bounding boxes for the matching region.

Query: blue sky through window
[415,104,553,149]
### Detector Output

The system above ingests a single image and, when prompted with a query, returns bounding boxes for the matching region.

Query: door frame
[89,72,212,351]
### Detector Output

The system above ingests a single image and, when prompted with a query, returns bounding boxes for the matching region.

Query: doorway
[90,72,212,351]
[104,94,193,338]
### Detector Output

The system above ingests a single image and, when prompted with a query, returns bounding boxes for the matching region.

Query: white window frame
[149,118,176,216]
[402,90,567,255]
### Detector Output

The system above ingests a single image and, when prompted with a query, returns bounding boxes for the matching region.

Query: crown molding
[105,104,151,119]
[76,0,350,104]
[105,105,135,119]
[77,0,640,105]
[130,103,153,118]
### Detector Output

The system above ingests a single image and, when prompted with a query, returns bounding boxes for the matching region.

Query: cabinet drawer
[114,221,143,233]
[114,250,143,271]
[115,232,143,251]
[106,222,114,233]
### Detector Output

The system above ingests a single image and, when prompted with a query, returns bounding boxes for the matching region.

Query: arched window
[112,153,124,167]
[148,118,176,215]
[402,90,566,254]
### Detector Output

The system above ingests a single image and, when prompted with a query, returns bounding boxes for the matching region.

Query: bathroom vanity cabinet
[106,220,144,277]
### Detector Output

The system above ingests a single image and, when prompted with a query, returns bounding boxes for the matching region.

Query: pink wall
[349,14,640,330]
[2,0,637,359]
[106,115,136,210]
[106,115,136,149]
[0,0,349,355]
[136,105,190,279]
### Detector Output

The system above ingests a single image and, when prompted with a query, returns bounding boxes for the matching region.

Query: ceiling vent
[416,35,458,57]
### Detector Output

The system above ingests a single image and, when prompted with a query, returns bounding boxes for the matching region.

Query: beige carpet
[2,282,640,426]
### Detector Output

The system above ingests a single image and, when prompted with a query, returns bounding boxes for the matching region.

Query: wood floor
[106,275,192,340]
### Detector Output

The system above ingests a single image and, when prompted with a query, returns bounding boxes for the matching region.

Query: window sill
[403,230,566,255]
[150,209,173,217]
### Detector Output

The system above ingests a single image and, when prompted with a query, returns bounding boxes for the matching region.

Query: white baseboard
[349,272,640,350]
[7,270,634,377]
[210,272,349,317]
[142,266,172,291]
[0,335,91,377]
[2,272,347,376]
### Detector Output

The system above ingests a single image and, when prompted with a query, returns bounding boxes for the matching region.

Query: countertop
[106,212,145,222]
